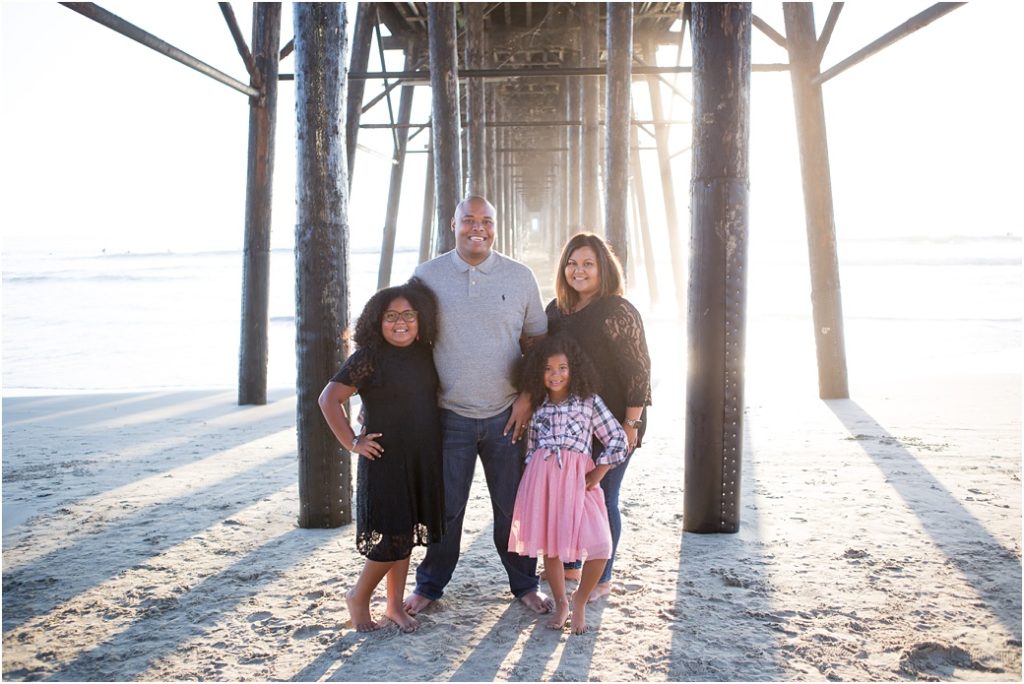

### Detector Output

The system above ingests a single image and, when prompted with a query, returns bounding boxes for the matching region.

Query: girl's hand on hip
[351,433,384,460]
[585,464,611,490]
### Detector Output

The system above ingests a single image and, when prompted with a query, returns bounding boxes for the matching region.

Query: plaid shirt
[525,394,629,468]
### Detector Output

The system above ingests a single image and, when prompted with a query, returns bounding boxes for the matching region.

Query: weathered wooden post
[345,3,375,188]
[419,146,435,263]
[294,2,350,528]
[567,68,581,236]
[428,2,462,254]
[487,86,499,223]
[377,48,416,289]
[464,2,486,196]
[238,3,281,406]
[562,78,573,247]
[783,3,850,399]
[630,120,659,304]
[580,2,601,230]
[490,123,501,253]
[498,113,511,251]
[646,39,687,318]
[604,1,632,269]
[685,3,751,534]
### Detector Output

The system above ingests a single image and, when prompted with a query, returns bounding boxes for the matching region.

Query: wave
[758,313,1022,324]
[840,257,1022,267]
[84,244,418,260]
[3,272,193,284]
[839,234,1021,244]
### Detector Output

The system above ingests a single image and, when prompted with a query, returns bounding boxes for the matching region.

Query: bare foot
[540,567,582,583]
[385,607,419,633]
[546,598,570,630]
[519,589,554,614]
[570,594,592,634]
[346,589,380,632]
[402,592,433,616]
[587,581,612,604]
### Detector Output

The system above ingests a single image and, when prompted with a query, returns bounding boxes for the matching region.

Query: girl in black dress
[319,279,444,633]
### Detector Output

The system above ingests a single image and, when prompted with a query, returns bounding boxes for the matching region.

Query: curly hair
[519,334,601,408]
[554,232,625,313]
[352,277,439,351]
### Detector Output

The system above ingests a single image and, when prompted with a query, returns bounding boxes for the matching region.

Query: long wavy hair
[554,232,625,313]
[352,277,438,351]
[518,334,600,408]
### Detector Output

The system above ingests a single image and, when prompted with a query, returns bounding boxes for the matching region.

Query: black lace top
[332,342,445,561]
[546,295,652,445]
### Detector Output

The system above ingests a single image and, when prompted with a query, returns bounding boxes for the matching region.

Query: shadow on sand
[20,527,339,681]
[668,422,787,681]
[1,389,296,515]
[828,399,1022,639]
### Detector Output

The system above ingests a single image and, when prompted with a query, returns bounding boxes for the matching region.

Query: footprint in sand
[899,642,1003,677]
[246,611,273,622]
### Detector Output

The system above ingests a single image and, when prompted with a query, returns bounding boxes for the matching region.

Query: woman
[545,232,652,603]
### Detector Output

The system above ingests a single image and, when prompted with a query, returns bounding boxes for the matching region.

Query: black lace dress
[546,295,653,447]
[332,342,445,562]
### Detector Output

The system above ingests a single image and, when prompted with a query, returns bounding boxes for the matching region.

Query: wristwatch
[623,418,643,428]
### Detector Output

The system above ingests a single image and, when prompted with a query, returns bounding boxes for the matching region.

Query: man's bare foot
[540,567,582,583]
[587,581,612,604]
[519,589,554,614]
[385,607,419,633]
[545,598,570,630]
[402,592,433,616]
[346,589,380,632]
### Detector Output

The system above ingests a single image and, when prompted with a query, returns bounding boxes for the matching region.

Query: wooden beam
[783,2,850,399]
[816,3,844,64]
[377,50,416,289]
[580,2,601,231]
[752,14,787,49]
[645,46,686,319]
[428,2,462,254]
[464,3,487,196]
[630,119,659,304]
[346,3,375,187]
[218,2,258,82]
[61,2,259,97]
[238,3,281,406]
[815,2,965,85]
[294,2,350,528]
[685,3,752,534]
[604,2,633,266]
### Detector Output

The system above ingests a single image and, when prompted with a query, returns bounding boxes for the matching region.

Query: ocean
[1,245,421,393]
[1,235,1020,394]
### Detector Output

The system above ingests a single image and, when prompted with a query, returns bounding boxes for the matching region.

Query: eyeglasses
[383,310,418,323]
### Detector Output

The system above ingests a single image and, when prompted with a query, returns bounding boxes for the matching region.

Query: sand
[2,313,1021,681]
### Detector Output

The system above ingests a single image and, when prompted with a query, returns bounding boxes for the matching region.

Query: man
[403,195,551,615]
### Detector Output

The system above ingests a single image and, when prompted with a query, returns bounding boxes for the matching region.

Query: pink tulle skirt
[508,448,612,561]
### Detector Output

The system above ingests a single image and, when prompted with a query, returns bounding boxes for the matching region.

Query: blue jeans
[413,407,539,600]
[566,449,632,584]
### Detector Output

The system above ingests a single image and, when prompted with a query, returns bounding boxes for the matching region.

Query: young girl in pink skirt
[508,335,628,633]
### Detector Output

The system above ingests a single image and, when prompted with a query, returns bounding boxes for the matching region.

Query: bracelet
[623,418,643,428]
[350,435,361,450]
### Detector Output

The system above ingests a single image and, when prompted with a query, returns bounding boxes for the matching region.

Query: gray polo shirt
[414,249,547,418]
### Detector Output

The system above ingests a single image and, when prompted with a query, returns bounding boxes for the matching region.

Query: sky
[1,1,1022,256]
